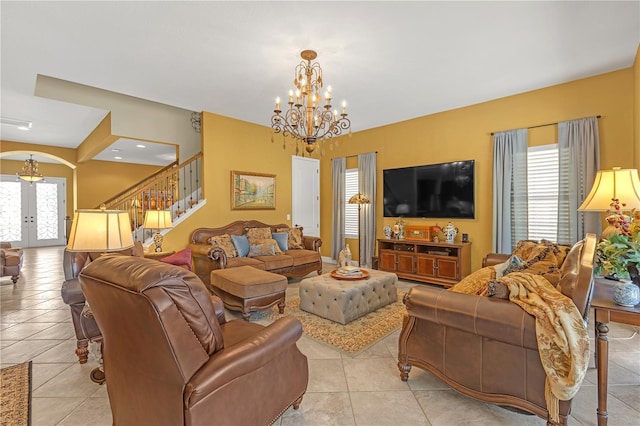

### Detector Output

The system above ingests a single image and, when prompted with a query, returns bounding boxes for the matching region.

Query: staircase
[100,153,203,243]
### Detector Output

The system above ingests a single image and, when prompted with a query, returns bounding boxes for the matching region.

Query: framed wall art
[231,171,276,210]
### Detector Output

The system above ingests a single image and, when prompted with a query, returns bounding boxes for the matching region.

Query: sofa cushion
[226,256,266,270]
[207,234,237,258]
[254,254,294,270]
[255,238,283,254]
[248,243,276,257]
[159,248,193,271]
[277,227,304,249]
[231,235,250,257]
[285,249,320,266]
[246,227,272,245]
[272,232,289,252]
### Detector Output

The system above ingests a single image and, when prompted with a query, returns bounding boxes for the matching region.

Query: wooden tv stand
[377,238,471,287]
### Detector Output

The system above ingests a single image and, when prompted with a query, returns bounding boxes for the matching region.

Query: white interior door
[0,175,66,247]
[291,156,320,237]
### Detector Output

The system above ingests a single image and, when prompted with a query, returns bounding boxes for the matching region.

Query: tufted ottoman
[299,269,398,324]
[210,266,287,320]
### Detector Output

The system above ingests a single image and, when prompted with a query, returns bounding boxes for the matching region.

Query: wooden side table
[144,251,175,260]
[591,278,640,426]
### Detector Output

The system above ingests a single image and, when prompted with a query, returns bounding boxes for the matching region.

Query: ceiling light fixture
[17,155,44,183]
[1,117,32,131]
[136,144,146,148]
[271,49,351,156]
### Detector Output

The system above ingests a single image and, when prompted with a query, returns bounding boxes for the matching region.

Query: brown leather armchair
[398,234,596,425]
[79,255,309,426]
[60,243,144,364]
[1,242,23,284]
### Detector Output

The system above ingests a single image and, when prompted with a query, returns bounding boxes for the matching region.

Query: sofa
[79,255,309,425]
[1,242,23,284]
[189,220,322,287]
[398,234,597,425]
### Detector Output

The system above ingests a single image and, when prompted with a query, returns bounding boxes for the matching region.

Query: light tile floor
[1,247,639,425]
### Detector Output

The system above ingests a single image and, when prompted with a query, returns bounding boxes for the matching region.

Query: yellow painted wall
[75,160,162,209]
[1,140,162,213]
[320,68,634,272]
[158,112,295,252]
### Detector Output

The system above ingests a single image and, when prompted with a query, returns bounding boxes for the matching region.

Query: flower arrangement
[595,198,640,282]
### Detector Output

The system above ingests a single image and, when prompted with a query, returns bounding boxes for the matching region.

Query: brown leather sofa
[398,234,596,425]
[79,255,309,425]
[190,220,322,286]
[60,242,144,363]
[1,242,23,284]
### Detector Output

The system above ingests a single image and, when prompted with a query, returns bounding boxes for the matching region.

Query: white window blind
[345,169,359,238]
[527,144,559,241]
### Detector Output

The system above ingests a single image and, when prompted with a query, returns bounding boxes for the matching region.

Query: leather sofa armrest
[185,316,303,404]
[303,236,322,252]
[482,253,511,267]
[190,244,226,286]
[403,285,537,350]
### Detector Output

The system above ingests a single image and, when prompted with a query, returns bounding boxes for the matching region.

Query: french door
[0,175,66,247]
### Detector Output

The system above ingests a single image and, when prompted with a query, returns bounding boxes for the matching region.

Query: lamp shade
[578,168,640,211]
[143,210,173,229]
[348,193,370,204]
[67,209,134,252]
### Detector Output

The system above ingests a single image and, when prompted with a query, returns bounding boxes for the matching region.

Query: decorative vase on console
[443,222,458,243]
[613,279,640,307]
[384,225,393,239]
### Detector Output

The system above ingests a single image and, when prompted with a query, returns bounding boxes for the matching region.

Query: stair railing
[100,152,203,242]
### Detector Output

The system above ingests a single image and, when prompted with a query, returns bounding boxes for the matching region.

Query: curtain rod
[332,151,378,160]
[490,115,601,136]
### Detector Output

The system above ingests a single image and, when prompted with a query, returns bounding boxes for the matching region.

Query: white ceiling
[1,1,639,166]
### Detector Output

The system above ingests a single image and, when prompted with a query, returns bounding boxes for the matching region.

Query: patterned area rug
[0,361,32,426]
[261,293,406,356]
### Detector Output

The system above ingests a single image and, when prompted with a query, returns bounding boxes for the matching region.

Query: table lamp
[143,210,173,252]
[578,167,640,238]
[348,193,371,267]
[67,208,134,253]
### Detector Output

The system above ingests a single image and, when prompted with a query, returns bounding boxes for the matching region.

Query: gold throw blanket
[451,271,589,422]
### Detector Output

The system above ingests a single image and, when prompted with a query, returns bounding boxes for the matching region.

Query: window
[345,169,359,238]
[527,144,559,241]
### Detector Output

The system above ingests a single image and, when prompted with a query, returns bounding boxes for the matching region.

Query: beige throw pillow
[207,234,237,258]
[276,227,304,249]
[245,227,272,246]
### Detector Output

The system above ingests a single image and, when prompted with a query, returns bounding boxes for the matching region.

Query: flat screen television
[383,160,475,219]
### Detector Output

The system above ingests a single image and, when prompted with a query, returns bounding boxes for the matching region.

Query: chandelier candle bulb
[342,101,347,114]
[275,97,280,110]
[288,90,293,103]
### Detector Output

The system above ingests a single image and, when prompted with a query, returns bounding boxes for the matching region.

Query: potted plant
[594,200,640,306]
[595,233,640,283]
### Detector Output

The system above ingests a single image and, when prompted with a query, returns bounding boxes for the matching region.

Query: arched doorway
[0,151,76,247]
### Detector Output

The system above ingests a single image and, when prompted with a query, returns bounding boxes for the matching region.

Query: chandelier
[17,155,44,183]
[271,49,351,155]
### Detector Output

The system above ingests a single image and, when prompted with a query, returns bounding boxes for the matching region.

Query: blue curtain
[492,129,528,253]
[558,116,600,243]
